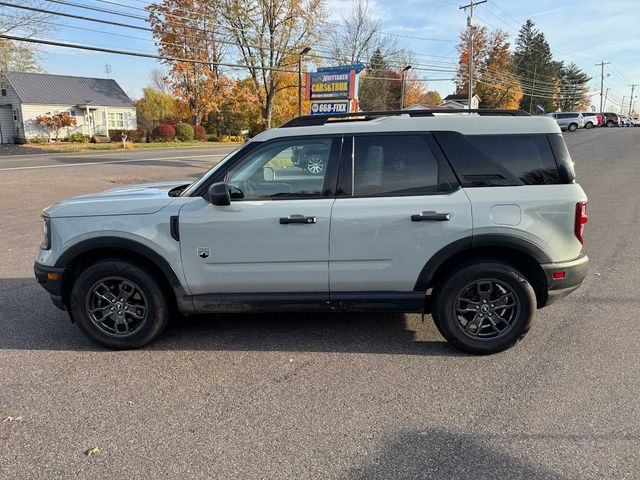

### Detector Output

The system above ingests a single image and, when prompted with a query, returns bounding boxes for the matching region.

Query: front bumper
[541,253,589,306]
[34,262,66,310]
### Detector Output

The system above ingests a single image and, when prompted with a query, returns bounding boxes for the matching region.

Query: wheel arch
[415,235,550,308]
[55,237,186,310]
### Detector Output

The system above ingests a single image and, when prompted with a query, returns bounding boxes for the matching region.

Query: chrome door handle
[279,215,317,225]
[411,211,451,222]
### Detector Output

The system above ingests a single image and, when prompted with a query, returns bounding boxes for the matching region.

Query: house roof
[4,72,134,108]
[443,94,481,102]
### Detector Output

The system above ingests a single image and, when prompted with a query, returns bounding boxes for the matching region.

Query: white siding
[20,104,137,140]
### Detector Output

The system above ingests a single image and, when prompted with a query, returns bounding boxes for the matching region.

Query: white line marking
[0,154,226,172]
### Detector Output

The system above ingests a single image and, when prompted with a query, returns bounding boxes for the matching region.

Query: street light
[400,65,412,109]
[298,46,311,116]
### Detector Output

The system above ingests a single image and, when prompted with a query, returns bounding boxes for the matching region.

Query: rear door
[329,133,473,296]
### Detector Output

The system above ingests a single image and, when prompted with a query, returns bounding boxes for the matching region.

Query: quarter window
[351,134,444,196]
[226,138,335,200]
[108,112,124,129]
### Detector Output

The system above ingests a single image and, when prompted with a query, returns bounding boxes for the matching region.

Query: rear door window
[339,134,458,197]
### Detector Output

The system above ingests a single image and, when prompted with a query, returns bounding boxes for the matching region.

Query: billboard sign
[305,64,364,115]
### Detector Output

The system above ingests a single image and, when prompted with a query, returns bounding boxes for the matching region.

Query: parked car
[581,112,599,129]
[628,116,640,126]
[545,112,584,131]
[620,115,632,127]
[602,112,621,127]
[595,112,603,126]
[35,109,589,355]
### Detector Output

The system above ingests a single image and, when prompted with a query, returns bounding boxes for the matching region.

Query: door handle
[411,211,451,222]
[279,215,317,225]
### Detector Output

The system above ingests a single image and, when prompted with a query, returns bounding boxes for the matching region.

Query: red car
[596,113,603,126]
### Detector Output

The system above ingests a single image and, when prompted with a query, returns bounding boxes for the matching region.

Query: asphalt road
[1,131,639,479]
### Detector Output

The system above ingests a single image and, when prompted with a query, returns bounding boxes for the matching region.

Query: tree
[35,112,76,141]
[421,91,443,106]
[513,20,558,113]
[219,0,325,128]
[475,30,523,109]
[148,68,170,93]
[455,25,489,97]
[147,0,232,125]
[555,62,591,112]
[135,87,178,132]
[0,1,57,73]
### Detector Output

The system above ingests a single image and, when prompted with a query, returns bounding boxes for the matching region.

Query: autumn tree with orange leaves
[147,0,232,126]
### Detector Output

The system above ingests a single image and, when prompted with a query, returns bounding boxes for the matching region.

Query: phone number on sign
[312,102,349,114]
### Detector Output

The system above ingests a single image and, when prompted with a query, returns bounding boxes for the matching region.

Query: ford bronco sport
[35,109,589,354]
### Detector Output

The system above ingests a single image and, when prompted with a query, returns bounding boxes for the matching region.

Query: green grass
[24,141,241,153]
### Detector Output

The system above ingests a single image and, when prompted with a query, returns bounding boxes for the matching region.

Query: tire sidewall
[433,262,536,355]
[70,259,169,349]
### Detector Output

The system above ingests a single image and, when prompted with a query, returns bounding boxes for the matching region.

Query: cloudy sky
[36,0,640,112]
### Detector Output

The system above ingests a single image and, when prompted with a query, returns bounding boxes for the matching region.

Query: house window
[1,88,6,96]
[69,109,76,117]
[12,109,18,121]
[108,112,124,129]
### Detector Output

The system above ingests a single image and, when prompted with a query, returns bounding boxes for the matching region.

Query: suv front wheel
[69,258,170,349]
[432,261,536,355]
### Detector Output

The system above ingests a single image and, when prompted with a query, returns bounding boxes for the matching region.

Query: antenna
[104,63,112,78]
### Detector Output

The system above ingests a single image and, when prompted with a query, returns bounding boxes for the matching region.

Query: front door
[329,134,473,295]
[179,136,342,297]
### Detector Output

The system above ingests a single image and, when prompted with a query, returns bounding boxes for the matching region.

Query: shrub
[136,125,148,143]
[121,140,134,149]
[175,122,194,142]
[67,132,89,143]
[207,134,219,142]
[29,136,49,144]
[153,124,176,142]
[108,129,141,143]
[192,124,207,142]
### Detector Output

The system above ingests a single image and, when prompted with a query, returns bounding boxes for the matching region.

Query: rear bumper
[34,262,66,310]
[541,253,589,306]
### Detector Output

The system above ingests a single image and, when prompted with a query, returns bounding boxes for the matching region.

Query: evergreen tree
[513,20,557,114]
[555,62,592,112]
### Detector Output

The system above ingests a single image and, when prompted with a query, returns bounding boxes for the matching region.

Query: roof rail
[281,108,531,128]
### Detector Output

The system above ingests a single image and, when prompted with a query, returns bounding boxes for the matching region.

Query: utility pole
[297,47,311,117]
[595,61,610,112]
[628,84,638,116]
[620,96,626,116]
[529,64,537,114]
[460,0,487,110]
[400,65,412,109]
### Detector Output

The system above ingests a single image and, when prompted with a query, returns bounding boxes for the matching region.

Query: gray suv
[35,109,589,355]
[546,112,584,132]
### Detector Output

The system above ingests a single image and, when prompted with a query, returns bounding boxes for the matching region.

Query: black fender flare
[55,236,184,292]
[413,234,552,291]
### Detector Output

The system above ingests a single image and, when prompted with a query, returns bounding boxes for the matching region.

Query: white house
[0,72,136,143]
[440,94,481,110]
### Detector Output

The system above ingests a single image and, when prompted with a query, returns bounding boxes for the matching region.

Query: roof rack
[281,108,531,128]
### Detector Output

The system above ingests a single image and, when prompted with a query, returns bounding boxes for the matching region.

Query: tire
[584,121,594,129]
[69,258,170,349]
[568,123,578,132]
[606,120,614,127]
[432,261,536,355]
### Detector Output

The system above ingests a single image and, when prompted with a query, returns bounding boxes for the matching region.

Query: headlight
[41,216,51,250]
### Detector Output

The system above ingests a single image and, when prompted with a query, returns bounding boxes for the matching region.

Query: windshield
[180,145,243,196]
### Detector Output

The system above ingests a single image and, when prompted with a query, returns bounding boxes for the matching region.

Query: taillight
[575,201,588,244]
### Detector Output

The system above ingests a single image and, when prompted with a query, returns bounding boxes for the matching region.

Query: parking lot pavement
[1,130,639,479]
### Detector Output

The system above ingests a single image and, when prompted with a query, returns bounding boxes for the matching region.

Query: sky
[30,0,640,113]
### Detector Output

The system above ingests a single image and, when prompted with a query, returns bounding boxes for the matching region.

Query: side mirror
[263,166,275,181]
[207,182,230,206]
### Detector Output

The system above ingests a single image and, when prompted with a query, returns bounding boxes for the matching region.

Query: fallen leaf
[84,447,101,457]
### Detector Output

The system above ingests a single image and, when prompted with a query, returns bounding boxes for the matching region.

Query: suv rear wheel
[69,258,170,349]
[432,261,536,355]
[568,123,578,132]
